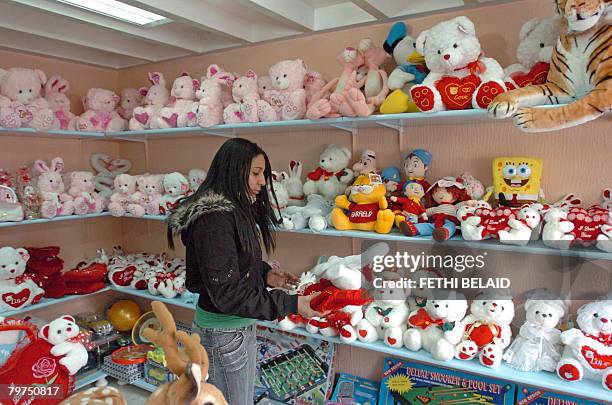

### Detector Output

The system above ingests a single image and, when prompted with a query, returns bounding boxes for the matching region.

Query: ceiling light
[56,0,168,26]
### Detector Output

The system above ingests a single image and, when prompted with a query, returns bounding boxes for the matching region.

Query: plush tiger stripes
[489,0,611,132]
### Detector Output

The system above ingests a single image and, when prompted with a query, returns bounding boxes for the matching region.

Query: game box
[331,372,379,404]
[515,385,606,405]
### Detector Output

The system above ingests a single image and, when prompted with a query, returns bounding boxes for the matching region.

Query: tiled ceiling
[0,0,517,69]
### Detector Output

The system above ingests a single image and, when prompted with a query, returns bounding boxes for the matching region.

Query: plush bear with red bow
[556,294,612,390]
[0,247,44,312]
[303,144,354,200]
[159,172,190,215]
[410,16,507,112]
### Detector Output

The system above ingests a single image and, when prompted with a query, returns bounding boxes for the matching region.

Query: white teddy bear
[404,291,469,361]
[159,172,190,215]
[556,295,612,390]
[504,16,561,89]
[303,145,354,200]
[0,246,44,312]
[504,289,568,372]
[39,315,88,375]
[542,207,576,250]
[455,292,515,368]
[187,168,207,193]
[409,16,507,112]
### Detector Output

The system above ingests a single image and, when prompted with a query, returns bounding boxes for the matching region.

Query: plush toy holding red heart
[0,246,44,312]
[409,16,508,112]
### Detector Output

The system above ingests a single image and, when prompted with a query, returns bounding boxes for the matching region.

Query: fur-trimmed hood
[167,191,234,234]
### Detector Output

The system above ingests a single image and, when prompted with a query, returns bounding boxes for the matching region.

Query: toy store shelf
[132,378,157,392]
[0,212,112,229]
[75,370,108,390]
[257,321,610,402]
[1,286,112,317]
[0,127,105,139]
[112,287,196,310]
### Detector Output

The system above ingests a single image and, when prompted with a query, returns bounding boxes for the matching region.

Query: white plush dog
[40,316,88,375]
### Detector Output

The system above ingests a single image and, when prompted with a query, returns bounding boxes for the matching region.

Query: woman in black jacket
[167,138,323,405]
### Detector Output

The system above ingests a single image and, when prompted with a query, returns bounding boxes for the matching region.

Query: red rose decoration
[32,356,56,379]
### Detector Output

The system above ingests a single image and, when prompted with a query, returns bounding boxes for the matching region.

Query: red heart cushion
[110,265,137,287]
[568,206,609,245]
[475,207,515,238]
[435,75,481,110]
[1,287,31,309]
[510,62,550,88]
[63,263,107,283]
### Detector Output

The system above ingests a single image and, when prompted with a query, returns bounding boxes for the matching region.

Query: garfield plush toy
[332,173,395,234]
[489,0,611,132]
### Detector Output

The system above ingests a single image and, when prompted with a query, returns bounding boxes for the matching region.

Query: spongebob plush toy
[489,157,544,207]
[332,173,395,234]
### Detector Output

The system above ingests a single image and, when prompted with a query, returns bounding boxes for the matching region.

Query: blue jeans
[192,323,257,405]
[415,219,457,237]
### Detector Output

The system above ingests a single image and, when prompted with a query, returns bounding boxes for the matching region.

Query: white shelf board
[112,287,197,310]
[0,212,111,229]
[0,127,105,139]
[75,369,108,390]
[1,286,112,317]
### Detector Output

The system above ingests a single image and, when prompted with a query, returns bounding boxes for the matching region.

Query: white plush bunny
[281,161,305,207]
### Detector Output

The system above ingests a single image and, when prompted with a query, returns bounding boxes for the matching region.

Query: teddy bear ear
[415,30,428,55]
[16,248,30,263]
[51,157,64,173]
[192,79,200,92]
[35,69,48,86]
[519,18,540,41]
[34,160,50,173]
[180,71,190,78]
[454,16,476,36]
[245,70,257,80]
[40,324,50,340]
[207,64,220,78]
[297,59,307,71]
[217,74,235,87]
[603,188,611,200]
[138,87,149,97]
[62,315,75,323]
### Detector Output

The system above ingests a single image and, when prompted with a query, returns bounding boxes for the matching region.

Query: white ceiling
[0,0,516,69]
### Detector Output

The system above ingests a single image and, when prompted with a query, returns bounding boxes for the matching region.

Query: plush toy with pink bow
[154,73,199,128]
[223,70,276,123]
[263,59,308,121]
[44,75,76,130]
[0,67,58,130]
[34,158,74,218]
[129,72,170,130]
[116,88,144,120]
[76,88,126,132]
[67,171,104,215]
[196,65,235,127]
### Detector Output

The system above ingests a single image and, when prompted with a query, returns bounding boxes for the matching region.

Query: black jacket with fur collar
[168,191,298,321]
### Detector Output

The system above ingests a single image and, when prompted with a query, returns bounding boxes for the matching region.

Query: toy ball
[108,300,142,332]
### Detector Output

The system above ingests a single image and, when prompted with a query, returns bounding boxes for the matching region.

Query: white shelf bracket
[375,120,401,132]
[328,122,354,133]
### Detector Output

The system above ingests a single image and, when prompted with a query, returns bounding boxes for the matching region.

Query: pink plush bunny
[223,70,277,124]
[0,67,58,130]
[196,66,235,127]
[155,73,199,128]
[132,174,163,215]
[116,88,144,120]
[306,48,366,119]
[44,75,76,130]
[129,72,170,130]
[76,88,126,132]
[263,59,308,121]
[67,171,104,215]
[108,174,144,217]
[206,64,235,108]
[34,157,74,218]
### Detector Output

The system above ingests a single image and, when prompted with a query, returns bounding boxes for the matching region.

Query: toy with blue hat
[380,22,429,114]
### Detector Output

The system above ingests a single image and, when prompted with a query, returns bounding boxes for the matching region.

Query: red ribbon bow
[455,53,486,76]
[409,308,443,329]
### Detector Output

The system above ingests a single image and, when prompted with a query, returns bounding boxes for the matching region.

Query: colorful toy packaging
[330,373,379,404]
[254,325,336,404]
[515,385,606,405]
[378,357,516,405]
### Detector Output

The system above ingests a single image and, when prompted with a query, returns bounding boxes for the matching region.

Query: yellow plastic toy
[331,173,395,234]
[108,299,142,332]
[488,157,544,207]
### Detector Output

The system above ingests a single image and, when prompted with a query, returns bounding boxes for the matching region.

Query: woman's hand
[297,293,328,319]
[266,268,299,290]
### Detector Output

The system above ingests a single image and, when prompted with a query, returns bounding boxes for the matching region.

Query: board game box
[378,357,516,405]
[254,325,337,404]
[331,372,379,404]
[515,385,606,405]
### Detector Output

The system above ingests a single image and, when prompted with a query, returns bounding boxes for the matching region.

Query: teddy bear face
[137,175,163,196]
[516,16,560,68]
[120,88,143,111]
[196,78,222,102]
[525,300,562,329]
[41,316,80,345]
[417,16,482,74]
[319,144,351,173]
[37,172,65,193]
[163,172,189,197]
[516,205,541,228]
[258,76,272,97]
[170,75,198,100]
[0,247,29,280]
[46,92,71,113]
[232,71,259,102]
[70,171,95,193]
[426,297,468,322]
[114,174,136,194]
[188,169,206,191]
[144,84,169,106]
[85,88,119,112]
[577,299,612,335]
[269,59,307,91]
[0,68,46,104]
[470,298,515,325]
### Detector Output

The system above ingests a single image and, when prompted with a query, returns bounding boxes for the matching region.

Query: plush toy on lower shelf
[0,246,44,312]
[39,315,88,375]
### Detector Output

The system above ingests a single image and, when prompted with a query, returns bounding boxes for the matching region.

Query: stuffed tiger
[489,0,611,132]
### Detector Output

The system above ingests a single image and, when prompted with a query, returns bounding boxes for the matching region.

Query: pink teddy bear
[77,88,126,132]
[129,72,170,130]
[196,65,235,127]
[155,73,199,128]
[132,174,164,215]
[116,88,144,120]
[68,171,104,215]
[108,174,145,217]
[223,70,276,124]
[0,67,58,130]
[34,158,74,218]
[263,59,308,121]
[44,75,76,131]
